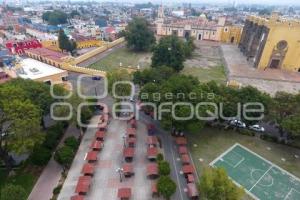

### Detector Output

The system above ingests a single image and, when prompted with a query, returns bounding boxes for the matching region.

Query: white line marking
[209,143,239,166]
[234,157,244,168]
[249,166,273,191]
[188,151,200,181]
[284,188,300,200]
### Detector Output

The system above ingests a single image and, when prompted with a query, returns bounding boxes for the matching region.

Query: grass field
[181,65,227,84]
[187,127,300,199]
[211,144,300,200]
[0,166,40,199]
[88,48,151,72]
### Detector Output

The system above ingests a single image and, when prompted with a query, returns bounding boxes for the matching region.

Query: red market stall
[151,182,159,198]
[98,121,108,131]
[182,165,194,175]
[147,136,158,147]
[126,128,136,138]
[71,195,84,200]
[147,163,159,179]
[123,147,135,162]
[128,118,137,128]
[187,174,195,183]
[126,137,136,148]
[95,130,105,141]
[86,151,98,163]
[178,146,188,154]
[176,137,187,146]
[117,187,132,200]
[181,154,190,165]
[187,183,199,199]
[81,163,95,176]
[90,140,103,151]
[123,163,134,177]
[147,147,158,160]
[75,176,92,195]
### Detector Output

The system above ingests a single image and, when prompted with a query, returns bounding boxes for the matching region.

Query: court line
[284,188,300,200]
[249,166,273,191]
[209,143,239,166]
[234,157,245,168]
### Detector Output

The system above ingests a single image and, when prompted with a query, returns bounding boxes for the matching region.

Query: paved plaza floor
[221,44,300,95]
[58,116,162,200]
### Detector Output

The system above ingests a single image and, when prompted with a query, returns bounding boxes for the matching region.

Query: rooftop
[17,58,66,80]
[25,48,68,63]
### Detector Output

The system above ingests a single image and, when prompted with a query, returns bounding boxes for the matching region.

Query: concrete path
[27,125,80,200]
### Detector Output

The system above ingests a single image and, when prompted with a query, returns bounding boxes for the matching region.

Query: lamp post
[122,134,127,148]
[116,167,124,182]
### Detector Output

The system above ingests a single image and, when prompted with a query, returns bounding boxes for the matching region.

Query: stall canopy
[123,163,133,175]
[126,137,136,145]
[187,183,199,198]
[147,147,158,159]
[147,136,158,146]
[147,163,158,176]
[90,140,103,151]
[178,146,188,154]
[95,130,105,140]
[75,176,91,194]
[86,151,98,162]
[187,174,195,183]
[81,163,95,175]
[123,147,135,158]
[126,128,136,137]
[71,195,84,200]
[182,164,194,174]
[151,182,158,194]
[176,137,187,145]
[181,154,190,164]
[117,188,132,199]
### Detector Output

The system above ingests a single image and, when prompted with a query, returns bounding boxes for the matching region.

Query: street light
[116,167,124,182]
[122,134,127,148]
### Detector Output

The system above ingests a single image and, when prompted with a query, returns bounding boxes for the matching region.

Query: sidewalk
[27,125,80,200]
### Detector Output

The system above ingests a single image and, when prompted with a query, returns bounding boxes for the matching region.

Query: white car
[249,124,265,132]
[229,119,246,128]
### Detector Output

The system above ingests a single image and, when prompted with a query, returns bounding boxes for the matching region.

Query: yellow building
[239,12,300,72]
[220,25,243,44]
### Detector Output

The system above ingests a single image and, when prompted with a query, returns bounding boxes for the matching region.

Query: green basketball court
[210,143,300,200]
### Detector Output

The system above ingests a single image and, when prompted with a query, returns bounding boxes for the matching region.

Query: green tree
[64,136,79,151]
[281,114,300,137]
[107,69,132,97]
[125,17,155,51]
[158,161,171,176]
[157,176,177,200]
[54,146,74,168]
[30,145,52,166]
[0,184,26,200]
[58,29,70,52]
[133,66,174,86]
[42,10,68,25]
[151,35,186,72]
[199,167,244,200]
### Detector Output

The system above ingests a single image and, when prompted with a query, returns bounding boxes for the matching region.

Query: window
[62,76,68,81]
[224,28,228,32]
[277,40,288,50]
[44,80,51,85]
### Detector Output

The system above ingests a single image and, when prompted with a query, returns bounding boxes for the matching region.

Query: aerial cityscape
[0,1,300,200]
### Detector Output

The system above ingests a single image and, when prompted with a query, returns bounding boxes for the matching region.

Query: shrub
[53,184,62,195]
[239,129,255,137]
[30,145,52,166]
[157,153,164,162]
[157,176,176,200]
[158,161,171,176]
[260,134,278,143]
[54,146,74,167]
[64,136,79,151]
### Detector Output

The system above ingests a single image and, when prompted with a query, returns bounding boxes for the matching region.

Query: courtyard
[221,44,300,95]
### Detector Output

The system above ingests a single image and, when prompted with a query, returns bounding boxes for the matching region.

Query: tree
[0,184,26,200]
[183,37,196,58]
[107,69,132,97]
[133,66,174,86]
[64,136,79,151]
[54,146,74,168]
[157,176,177,200]
[124,17,155,51]
[58,29,70,52]
[158,161,171,176]
[42,10,68,25]
[199,168,244,200]
[30,145,52,166]
[281,114,300,138]
[151,35,186,72]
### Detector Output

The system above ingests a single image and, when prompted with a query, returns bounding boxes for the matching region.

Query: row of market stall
[70,108,109,200]
[176,137,199,200]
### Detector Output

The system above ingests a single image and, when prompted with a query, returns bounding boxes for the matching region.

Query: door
[231,37,235,43]
[198,34,202,40]
[269,59,280,68]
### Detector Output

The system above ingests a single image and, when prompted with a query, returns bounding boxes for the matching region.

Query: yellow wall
[220,25,243,44]
[42,39,104,51]
[257,23,300,71]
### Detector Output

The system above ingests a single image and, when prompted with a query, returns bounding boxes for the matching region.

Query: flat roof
[17,58,66,80]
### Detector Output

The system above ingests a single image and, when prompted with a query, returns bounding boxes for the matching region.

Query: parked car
[92,76,101,81]
[229,119,246,128]
[249,124,265,132]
